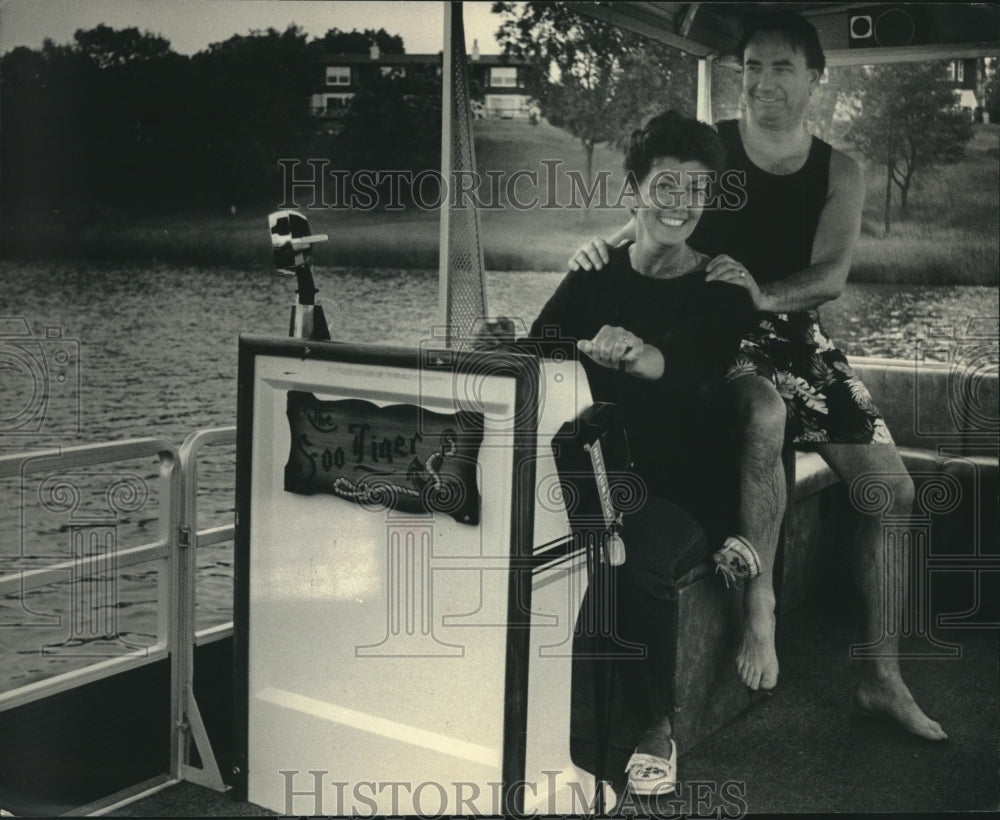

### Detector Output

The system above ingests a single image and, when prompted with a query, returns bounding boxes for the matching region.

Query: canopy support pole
[697,55,714,124]
[438,0,488,349]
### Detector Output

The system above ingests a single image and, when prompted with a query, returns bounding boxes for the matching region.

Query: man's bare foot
[854,674,947,741]
[737,598,779,691]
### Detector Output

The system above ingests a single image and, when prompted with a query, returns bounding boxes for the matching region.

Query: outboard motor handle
[268,209,331,341]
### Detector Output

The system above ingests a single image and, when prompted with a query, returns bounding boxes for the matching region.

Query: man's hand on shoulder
[568,219,636,271]
[705,255,765,310]
[568,237,612,271]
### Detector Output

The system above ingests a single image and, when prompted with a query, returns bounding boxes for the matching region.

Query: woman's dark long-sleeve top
[527,243,754,497]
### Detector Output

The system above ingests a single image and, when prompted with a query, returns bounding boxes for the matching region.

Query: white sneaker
[713,535,761,588]
[625,740,676,795]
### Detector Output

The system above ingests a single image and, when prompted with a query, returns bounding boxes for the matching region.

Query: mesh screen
[441,4,488,350]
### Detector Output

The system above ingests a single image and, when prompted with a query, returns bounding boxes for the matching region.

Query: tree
[333,70,442,206]
[2,22,424,221]
[72,23,173,68]
[1,28,193,222]
[0,46,72,217]
[68,27,192,213]
[848,62,974,233]
[805,65,866,144]
[306,27,404,57]
[190,26,315,207]
[492,1,696,194]
[983,57,1000,123]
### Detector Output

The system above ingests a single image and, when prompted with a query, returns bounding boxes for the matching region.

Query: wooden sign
[283,390,484,525]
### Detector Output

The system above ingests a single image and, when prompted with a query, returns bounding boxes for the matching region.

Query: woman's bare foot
[854,673,947,741]
[737,590,779,691]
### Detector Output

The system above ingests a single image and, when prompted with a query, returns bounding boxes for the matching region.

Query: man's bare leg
[724,376,786,691]
[816,442,947,741]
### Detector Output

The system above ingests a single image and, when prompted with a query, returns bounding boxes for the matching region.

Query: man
[571,8,946,741]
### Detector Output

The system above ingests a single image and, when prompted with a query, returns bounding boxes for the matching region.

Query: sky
[0,0,509,56]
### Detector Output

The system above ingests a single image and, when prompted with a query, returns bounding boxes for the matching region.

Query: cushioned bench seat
[696,356,996,742]
[783,351,999,618]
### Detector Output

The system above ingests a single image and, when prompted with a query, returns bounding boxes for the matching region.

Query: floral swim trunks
[725,310,894,445]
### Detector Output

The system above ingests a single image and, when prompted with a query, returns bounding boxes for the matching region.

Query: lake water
[0,260,997,689]
[2,261,995,443]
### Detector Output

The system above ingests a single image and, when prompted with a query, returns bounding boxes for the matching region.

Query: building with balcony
[311,40,538,124]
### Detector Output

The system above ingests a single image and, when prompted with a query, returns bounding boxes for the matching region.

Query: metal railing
[0,438,179,710]
[0,426,237,803]
[177,426,237,790]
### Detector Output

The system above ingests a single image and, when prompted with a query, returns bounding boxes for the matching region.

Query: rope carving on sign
[330,433,459,504]
[284,391,484,525]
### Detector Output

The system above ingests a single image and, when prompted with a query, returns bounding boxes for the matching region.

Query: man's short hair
[736,8,826,74]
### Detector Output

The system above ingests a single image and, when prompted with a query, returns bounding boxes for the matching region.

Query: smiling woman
[630,156,716,280]
[489,109,757,797]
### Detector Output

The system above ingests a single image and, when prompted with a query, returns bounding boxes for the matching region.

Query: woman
[483,111,755,798]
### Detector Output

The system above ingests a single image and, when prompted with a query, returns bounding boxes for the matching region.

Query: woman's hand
[568,237,612,271]
[704,254,764,309]
[578,325,664,380]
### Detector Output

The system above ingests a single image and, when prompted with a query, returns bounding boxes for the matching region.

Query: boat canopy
[563,2,1000,66]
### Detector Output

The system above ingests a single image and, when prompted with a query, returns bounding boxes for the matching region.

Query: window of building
[486,95,527,118]
[326,66,351,86]
[381,66,406,79]
[490,67,518,87]
[313,93,354,116]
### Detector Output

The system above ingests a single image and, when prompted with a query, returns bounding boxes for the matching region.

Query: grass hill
[2,120,996,284]
[849,123,1000,284]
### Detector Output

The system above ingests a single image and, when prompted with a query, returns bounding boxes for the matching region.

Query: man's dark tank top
[690,119,832,284]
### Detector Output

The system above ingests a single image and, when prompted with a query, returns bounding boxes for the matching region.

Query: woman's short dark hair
[624,110,726,182]
[736,9,826,74]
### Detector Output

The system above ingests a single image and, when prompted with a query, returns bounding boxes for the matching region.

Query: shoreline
[3,122,995,284]
[2,218,997,285]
